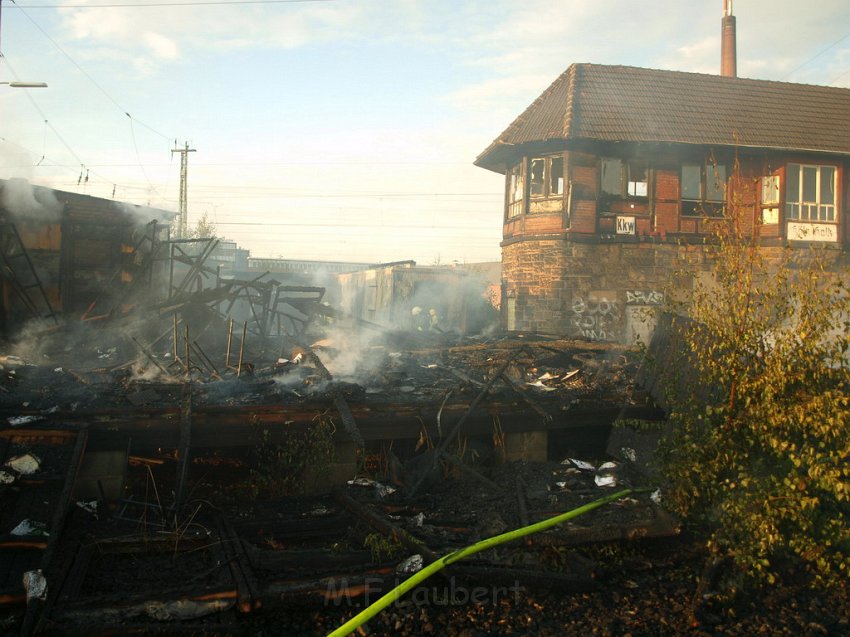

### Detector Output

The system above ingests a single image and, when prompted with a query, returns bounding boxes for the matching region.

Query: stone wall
[502,237,850,343]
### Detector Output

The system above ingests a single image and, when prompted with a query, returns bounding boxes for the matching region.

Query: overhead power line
[11,0,335,7]
[9,0,172,144]
[780,29,850,81]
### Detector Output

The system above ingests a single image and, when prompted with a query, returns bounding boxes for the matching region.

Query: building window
[761,174,781,225]
[529,155,565,199]
[786,163,836,222]
[600,158,648,200]
[681,163,727,217]
[506,161,525,219]
[761,175,780,205]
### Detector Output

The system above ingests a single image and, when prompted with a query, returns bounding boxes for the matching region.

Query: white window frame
[785,163,836,223]
[506,161,525,220]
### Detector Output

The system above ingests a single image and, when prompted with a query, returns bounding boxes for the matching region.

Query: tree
[656,164,850,588]
[187,211,218,239]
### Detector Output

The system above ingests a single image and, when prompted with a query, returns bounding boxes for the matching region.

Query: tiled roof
[475,64,850,172]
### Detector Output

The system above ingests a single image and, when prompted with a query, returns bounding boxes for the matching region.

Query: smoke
[0,142,34,182]
[314,324,382,379]
[0,178,62,222]
[117,201,176,227]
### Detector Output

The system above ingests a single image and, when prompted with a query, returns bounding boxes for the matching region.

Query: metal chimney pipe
[721,0,737,77]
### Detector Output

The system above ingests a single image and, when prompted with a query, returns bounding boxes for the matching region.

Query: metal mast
[171,141,196,238]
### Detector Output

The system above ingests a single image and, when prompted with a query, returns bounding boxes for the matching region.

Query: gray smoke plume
[0,178,62,222]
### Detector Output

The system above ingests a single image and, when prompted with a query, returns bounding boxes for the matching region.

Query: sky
[1,0,849,265]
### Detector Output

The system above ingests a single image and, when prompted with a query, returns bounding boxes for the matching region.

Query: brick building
[474,63,850,343]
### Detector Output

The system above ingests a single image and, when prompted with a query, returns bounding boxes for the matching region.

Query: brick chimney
[721,0,737,77]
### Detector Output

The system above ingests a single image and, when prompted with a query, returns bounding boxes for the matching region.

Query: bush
[657,168,850,587]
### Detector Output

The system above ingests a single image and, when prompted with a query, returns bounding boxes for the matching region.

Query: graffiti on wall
[625,290,664,306]
[625,290,664,344]
[571,296,621,341]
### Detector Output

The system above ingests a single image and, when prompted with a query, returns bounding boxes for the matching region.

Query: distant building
[246,257,373,278]
[336,261,500,334]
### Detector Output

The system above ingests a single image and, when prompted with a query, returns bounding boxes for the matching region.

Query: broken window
[529,154,566,199]
[530,158,545,197]
[681,163,727,217]
[506,162,525,219]
[761,175,780,205]
[786,163,836,222]
[600,158,649,200]
[627,161,648,197]
[760,174,781,225]
[550,156,564,195]
[600,158,622,196]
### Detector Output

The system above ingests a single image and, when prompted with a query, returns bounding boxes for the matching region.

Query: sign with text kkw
[786,222,837,242]
[616,216,636,235]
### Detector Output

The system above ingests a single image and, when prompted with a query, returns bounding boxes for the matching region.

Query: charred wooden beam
[408,349,526,497]
[333,489,438,564]
[435,450,501,492]
[243,545,376,573]
[173,384,192,516]
[304,347,364,447]
[516,476,530,527]
[215,516,260,613]
[48,588,236,626]
[23,427,89,636]
[526,513,681,547]
[500,372,553,423]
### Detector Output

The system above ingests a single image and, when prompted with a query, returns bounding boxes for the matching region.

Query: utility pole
[171,141,196,238]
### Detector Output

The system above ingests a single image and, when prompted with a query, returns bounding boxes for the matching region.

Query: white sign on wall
[616,216,636,235]
[786,222,838,243]
[761,207,779,225]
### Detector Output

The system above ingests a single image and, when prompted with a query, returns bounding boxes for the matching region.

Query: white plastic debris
[395,554,424,575]
[594,461,620,488]
[376,483,396,498]
[412,512,425,527]
[77,501,99,516]
[347,478,396,498]
[22,570,47,602]
[421,364,439,369]
[567,458,595,472]
[650,489,663,504]
[7,415,44,427]
[53,367,63,373]
[11,519,48,536]
[525,380,557,391]
[594,474,618,487]
[5,453,41,475]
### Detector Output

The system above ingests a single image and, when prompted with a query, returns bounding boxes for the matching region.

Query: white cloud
[143,32,180,60]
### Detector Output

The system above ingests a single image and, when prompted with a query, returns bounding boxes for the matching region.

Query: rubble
[0,196,685,634]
